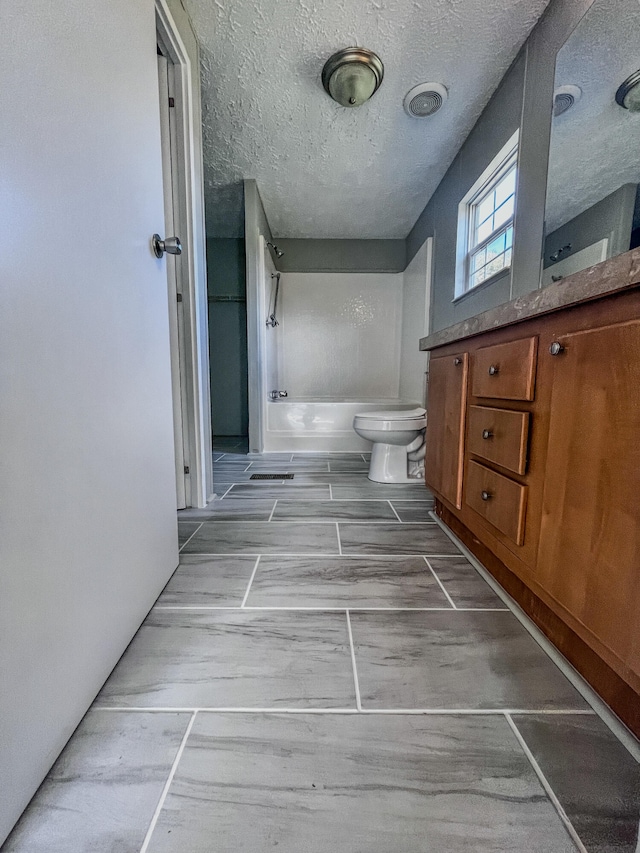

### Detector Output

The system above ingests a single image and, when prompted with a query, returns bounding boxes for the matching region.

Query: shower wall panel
[279,272,403,399]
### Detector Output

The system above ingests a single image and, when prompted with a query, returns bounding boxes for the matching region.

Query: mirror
[542,0,640,285]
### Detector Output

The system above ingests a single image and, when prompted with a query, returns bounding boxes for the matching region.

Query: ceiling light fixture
[321,47,384,108]
[615,69,640,111]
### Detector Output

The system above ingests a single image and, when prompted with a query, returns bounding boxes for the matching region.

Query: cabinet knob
[454,357,462,366]
[481,490,492,501]
[549,341,565,356]
[488,365,499,376]
[482,429,493,440]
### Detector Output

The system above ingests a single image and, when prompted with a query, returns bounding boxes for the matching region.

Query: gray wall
[407,53,525,332]
[543,183,637,267]
[275,239,406,273]
[207,238,248,436]
[407,0,597,333]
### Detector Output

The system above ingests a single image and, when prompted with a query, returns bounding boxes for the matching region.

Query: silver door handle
[152,234,182,258]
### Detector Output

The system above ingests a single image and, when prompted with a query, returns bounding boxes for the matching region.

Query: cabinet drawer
[467,406,530,475]
[472,337,537,400]
[465,460,527,545]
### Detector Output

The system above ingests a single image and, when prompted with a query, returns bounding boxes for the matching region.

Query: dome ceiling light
[321,47,384,108]
[616,69,640,112]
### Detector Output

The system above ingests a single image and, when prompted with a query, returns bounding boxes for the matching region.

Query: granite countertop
[419,248,640,351]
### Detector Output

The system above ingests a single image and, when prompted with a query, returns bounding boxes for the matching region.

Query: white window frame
[454,130,519,299]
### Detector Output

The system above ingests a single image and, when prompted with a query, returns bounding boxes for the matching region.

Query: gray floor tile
[213,472,254,481]
[427,556,506,608]
[213,461,251,468]
[157,555,257,606]
[212,467,255,479]
[96,611,355,709]
[182,521,340,554]
[513,714,640,853]
[247,460,330,472]
[390,500,435,522]
[212,482,259,492]
[272,500,397,522]
[178,499,276,521]
[225,484,331,500]
[2,711,189,853]
[350,610,589,710]
[177,521,200,546]
[251,453,295,461]
[246,556,451,608]
[327,458,370,472]
[270,473,368,485]
[339,523,459,555]
[145,714,577,853]
[331,484,431,500]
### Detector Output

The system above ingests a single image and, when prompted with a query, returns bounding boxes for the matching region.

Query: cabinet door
[538,320,640,674]
[425,352,468,509]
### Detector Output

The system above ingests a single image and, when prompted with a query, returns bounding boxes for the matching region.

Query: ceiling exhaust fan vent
[553,85,582,117]
[404,83,448,117]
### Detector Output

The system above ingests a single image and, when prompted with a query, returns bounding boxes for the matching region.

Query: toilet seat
[353,407,426,432]
[355,406,425,421]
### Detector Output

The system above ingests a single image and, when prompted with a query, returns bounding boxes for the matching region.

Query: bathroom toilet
[353,407,427,484]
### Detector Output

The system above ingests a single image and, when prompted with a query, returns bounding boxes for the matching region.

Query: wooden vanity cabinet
[537,317,640,689]
[424,352,468,509]
[424,286,640,735]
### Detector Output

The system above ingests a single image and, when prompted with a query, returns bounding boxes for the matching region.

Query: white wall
[399,239,432,404]
[279,272,403,398]
[0,0,195,841]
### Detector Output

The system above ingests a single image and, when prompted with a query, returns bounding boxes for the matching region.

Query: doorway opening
[155,0,213,507]
[206,237,249,454]
[157,43,189,506]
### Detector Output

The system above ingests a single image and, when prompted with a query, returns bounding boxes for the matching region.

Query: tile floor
[4,452,640,852]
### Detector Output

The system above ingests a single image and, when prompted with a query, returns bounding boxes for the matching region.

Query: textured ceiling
[184,0,551,238]
[546,0,640,233]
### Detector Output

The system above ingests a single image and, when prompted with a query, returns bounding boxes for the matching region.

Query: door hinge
[184,465,190,475]
[176,292,183,302]
[168,97,175,108]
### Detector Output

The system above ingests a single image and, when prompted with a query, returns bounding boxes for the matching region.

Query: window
[455,132,519,298]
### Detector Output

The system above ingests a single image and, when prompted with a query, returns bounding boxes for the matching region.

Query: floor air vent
[250,473,294,480]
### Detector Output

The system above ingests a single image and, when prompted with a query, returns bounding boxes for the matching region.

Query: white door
[157,50,189,508]
[0,0,181,841]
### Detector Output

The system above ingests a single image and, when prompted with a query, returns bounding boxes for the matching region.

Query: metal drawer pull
[482,429,493,440]
[481,490,492,501]
[549,341,565,356]
[488,365,499,376]
[454,357,462,365]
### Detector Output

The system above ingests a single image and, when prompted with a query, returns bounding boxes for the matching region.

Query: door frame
[156,0,213,507]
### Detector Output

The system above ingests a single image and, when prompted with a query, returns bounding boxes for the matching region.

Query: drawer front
[465,460,527,545]
[471,337,537,400]
[467,406,530,475]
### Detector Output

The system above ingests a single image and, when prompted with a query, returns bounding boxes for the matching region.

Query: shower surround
[259,242,432,453]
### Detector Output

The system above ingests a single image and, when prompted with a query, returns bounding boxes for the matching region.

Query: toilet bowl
[353,407,427,483]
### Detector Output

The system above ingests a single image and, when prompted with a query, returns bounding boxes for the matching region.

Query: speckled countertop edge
[419,248,640,351]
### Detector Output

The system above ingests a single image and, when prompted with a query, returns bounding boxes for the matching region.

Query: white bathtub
[263,398,423,453]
